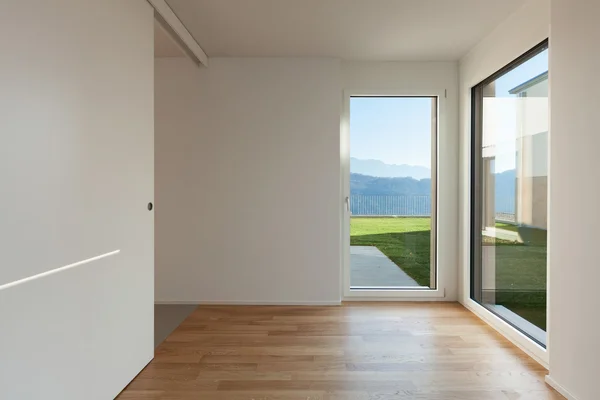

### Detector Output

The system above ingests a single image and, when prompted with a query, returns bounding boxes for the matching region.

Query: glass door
[344,96,438,294]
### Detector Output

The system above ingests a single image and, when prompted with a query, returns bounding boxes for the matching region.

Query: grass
[350,217,432,286]
[496,222,519,233]
[492,222,547,330]
[351,217,547,331]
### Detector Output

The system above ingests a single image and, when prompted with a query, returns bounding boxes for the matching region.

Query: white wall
[546,1,600,399]
[458,0,550,365]
[155,56,462,304]
[341,61,459,300]
[155,57,342,304]
[0,1,154,399]
[155,58,459,304]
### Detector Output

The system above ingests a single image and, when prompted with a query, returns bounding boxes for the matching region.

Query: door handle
[345,196,350,212]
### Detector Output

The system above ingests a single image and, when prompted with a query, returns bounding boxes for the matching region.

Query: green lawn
[351,217,547,331]
[350,217,432,286]
[496,222,519,233]
[492,223,547,330]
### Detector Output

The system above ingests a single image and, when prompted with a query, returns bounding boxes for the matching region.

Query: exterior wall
[515,78,549,229]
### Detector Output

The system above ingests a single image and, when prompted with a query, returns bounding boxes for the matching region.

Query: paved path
[350,246,422,288]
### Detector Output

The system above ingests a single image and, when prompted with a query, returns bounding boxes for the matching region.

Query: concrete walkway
[350,246,422,288]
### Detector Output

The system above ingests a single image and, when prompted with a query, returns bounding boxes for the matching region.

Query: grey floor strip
[154,304,197,348]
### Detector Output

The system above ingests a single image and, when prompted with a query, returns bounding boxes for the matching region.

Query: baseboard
[154,300,342,306]
[343,297,452,302]
[545,376,578,400]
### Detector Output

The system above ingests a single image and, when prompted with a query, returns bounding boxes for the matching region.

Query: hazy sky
[349,49,548,170]
[350,97,433,168]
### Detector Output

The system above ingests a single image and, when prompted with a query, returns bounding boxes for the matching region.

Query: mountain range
[351,173,431,196]
[351,157,430,180]
[349,162,516,214]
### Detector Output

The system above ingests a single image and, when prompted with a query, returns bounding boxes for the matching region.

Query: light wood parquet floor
[118,303,564,400]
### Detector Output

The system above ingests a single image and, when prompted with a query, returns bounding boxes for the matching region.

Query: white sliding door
[0,1,154,399]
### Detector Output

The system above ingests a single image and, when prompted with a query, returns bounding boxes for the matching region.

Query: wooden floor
[118,303,563,400]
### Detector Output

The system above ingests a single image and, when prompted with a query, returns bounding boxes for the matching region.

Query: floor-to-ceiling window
[471,40,549,346]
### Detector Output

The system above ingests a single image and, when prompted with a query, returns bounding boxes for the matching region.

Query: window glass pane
[349,97,437,289]
[472,43,548,346]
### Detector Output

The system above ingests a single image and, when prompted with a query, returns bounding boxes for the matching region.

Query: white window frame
[341,89,447,300]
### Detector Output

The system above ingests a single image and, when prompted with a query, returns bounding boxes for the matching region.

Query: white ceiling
[154,19,185,57]
[165,0,526,61]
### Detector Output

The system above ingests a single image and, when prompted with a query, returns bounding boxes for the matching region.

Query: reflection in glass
[472,43,548,346]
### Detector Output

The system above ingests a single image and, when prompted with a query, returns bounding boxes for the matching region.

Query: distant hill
[495,169,516,213]
[349,156,515,209]
[350,173,431,215]
[351,157,430,180]
[350,169,516,213]
[351,173,430,196]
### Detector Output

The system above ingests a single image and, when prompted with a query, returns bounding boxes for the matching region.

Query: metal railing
[350,193,517,221]
[495,196,516,222]
[495,212,516,223]
[350,194,431,216]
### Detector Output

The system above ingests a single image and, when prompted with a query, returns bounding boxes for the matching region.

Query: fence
[495,196,516,223]
[350,194,431,216]
[350,194,516,221]
[495,212,516,223]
